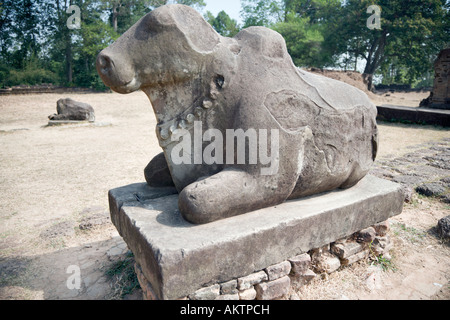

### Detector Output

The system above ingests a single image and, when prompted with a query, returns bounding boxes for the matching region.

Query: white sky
[203,0,243,25]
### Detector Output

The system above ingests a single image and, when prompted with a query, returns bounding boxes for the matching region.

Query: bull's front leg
[144,152,175,188]
[178,167,295,224]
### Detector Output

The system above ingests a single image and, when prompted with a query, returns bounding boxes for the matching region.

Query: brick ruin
[421,48,450,109]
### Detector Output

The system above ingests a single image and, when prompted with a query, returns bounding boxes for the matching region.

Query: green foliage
[1,0,448,89]
[241,0,449,89]
[241,0,285,28]
[273,13,326,67]
[205,10,241,37]
[3,55,59,86]
[0,0,206,89]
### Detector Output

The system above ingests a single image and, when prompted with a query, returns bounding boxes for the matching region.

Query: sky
[203,0,243,25]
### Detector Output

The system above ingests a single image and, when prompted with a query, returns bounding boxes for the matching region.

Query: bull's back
[265,69,378,198]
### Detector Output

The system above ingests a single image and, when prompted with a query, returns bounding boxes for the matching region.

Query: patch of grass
[370,254,397,272]
[104,251,140,299]
[392,222,427,244]
[368,241,397,272]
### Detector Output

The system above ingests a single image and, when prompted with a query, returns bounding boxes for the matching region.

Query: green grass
[392,222,427,244]
[368,241,397,272]
[104,251,140,299]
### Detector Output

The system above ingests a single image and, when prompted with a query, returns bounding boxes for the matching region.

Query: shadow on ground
[0,236,142,300]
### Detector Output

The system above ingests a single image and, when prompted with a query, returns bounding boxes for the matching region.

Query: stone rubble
[136,221,393,300]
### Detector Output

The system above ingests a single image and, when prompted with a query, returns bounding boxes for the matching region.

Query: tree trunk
[363,31,388,91]
[65,45,72,83]
[112,2,119,32]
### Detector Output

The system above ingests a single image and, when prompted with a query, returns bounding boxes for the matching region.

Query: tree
[241,0,285,28]
[205,10,240,37]
[146,0,206,10]
[242,0,341,68]
[330,0,450,89]
[100,0,151,33]
[76,0,118,88]
[273,13,325,67]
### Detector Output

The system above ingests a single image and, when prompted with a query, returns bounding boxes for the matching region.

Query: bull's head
[96,4,221,94]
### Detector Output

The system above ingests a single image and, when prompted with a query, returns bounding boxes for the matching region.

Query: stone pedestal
[108,175,404,300]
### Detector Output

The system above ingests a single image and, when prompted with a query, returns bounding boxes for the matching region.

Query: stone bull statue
[96,4,379,224]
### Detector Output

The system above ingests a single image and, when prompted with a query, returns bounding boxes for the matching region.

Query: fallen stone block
[373,221,390,236]
[255,276,290,300]
[290,269,316,288]
[215,293,239,300]
[313,252,341,274]
[370,236,392,256]
[237,271,268,291]
[341,250,369,266]
[437,215,450,239]
[239,288,257,300]
[289,253,311,275]
[331,241,365,259]
[49,98,95,122]
[220,279,238,295]
[416,183,447,197]
[356,227,377,243]
[265,261,291,281]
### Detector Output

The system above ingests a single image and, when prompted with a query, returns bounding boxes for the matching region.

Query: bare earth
[0,90,448,300]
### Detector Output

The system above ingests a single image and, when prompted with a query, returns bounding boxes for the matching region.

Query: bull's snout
[96,50,139,94]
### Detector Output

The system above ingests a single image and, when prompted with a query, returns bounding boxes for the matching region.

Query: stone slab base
[109,175,404,300]
[134,222,393,300]
[377,104,450,127]
[47,120,95,126]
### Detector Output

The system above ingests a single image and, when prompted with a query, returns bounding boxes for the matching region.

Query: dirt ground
[0,89,448,300]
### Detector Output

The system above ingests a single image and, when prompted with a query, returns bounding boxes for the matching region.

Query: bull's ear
[169,5,220,53]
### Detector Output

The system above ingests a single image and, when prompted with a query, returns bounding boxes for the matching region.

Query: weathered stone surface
[237,271,268,290]
[392,174,427,187]
[373,221,389,236]
[416,183,447,197]
[331,241,364,259]
[220,279,238,295]
[370,236,392,256]
[420,48,450,110]
[437,215,450,239]
[340,250,369,266]
[239,288,256,300]
[109,175,403,299]
[377,104,450,127]
[215,293,239,300]
[135,263,157,300]
[144,152,175,188]
[290,269,316,288]
[300,269,317,283]
[289,254,311,275]
[255,276,290,300]
[49,98,95,122]
[355,227,377,243]
[189,284,220,300]
[98,4,379,225]
[265,261,291,281]
[312,252,341,274]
